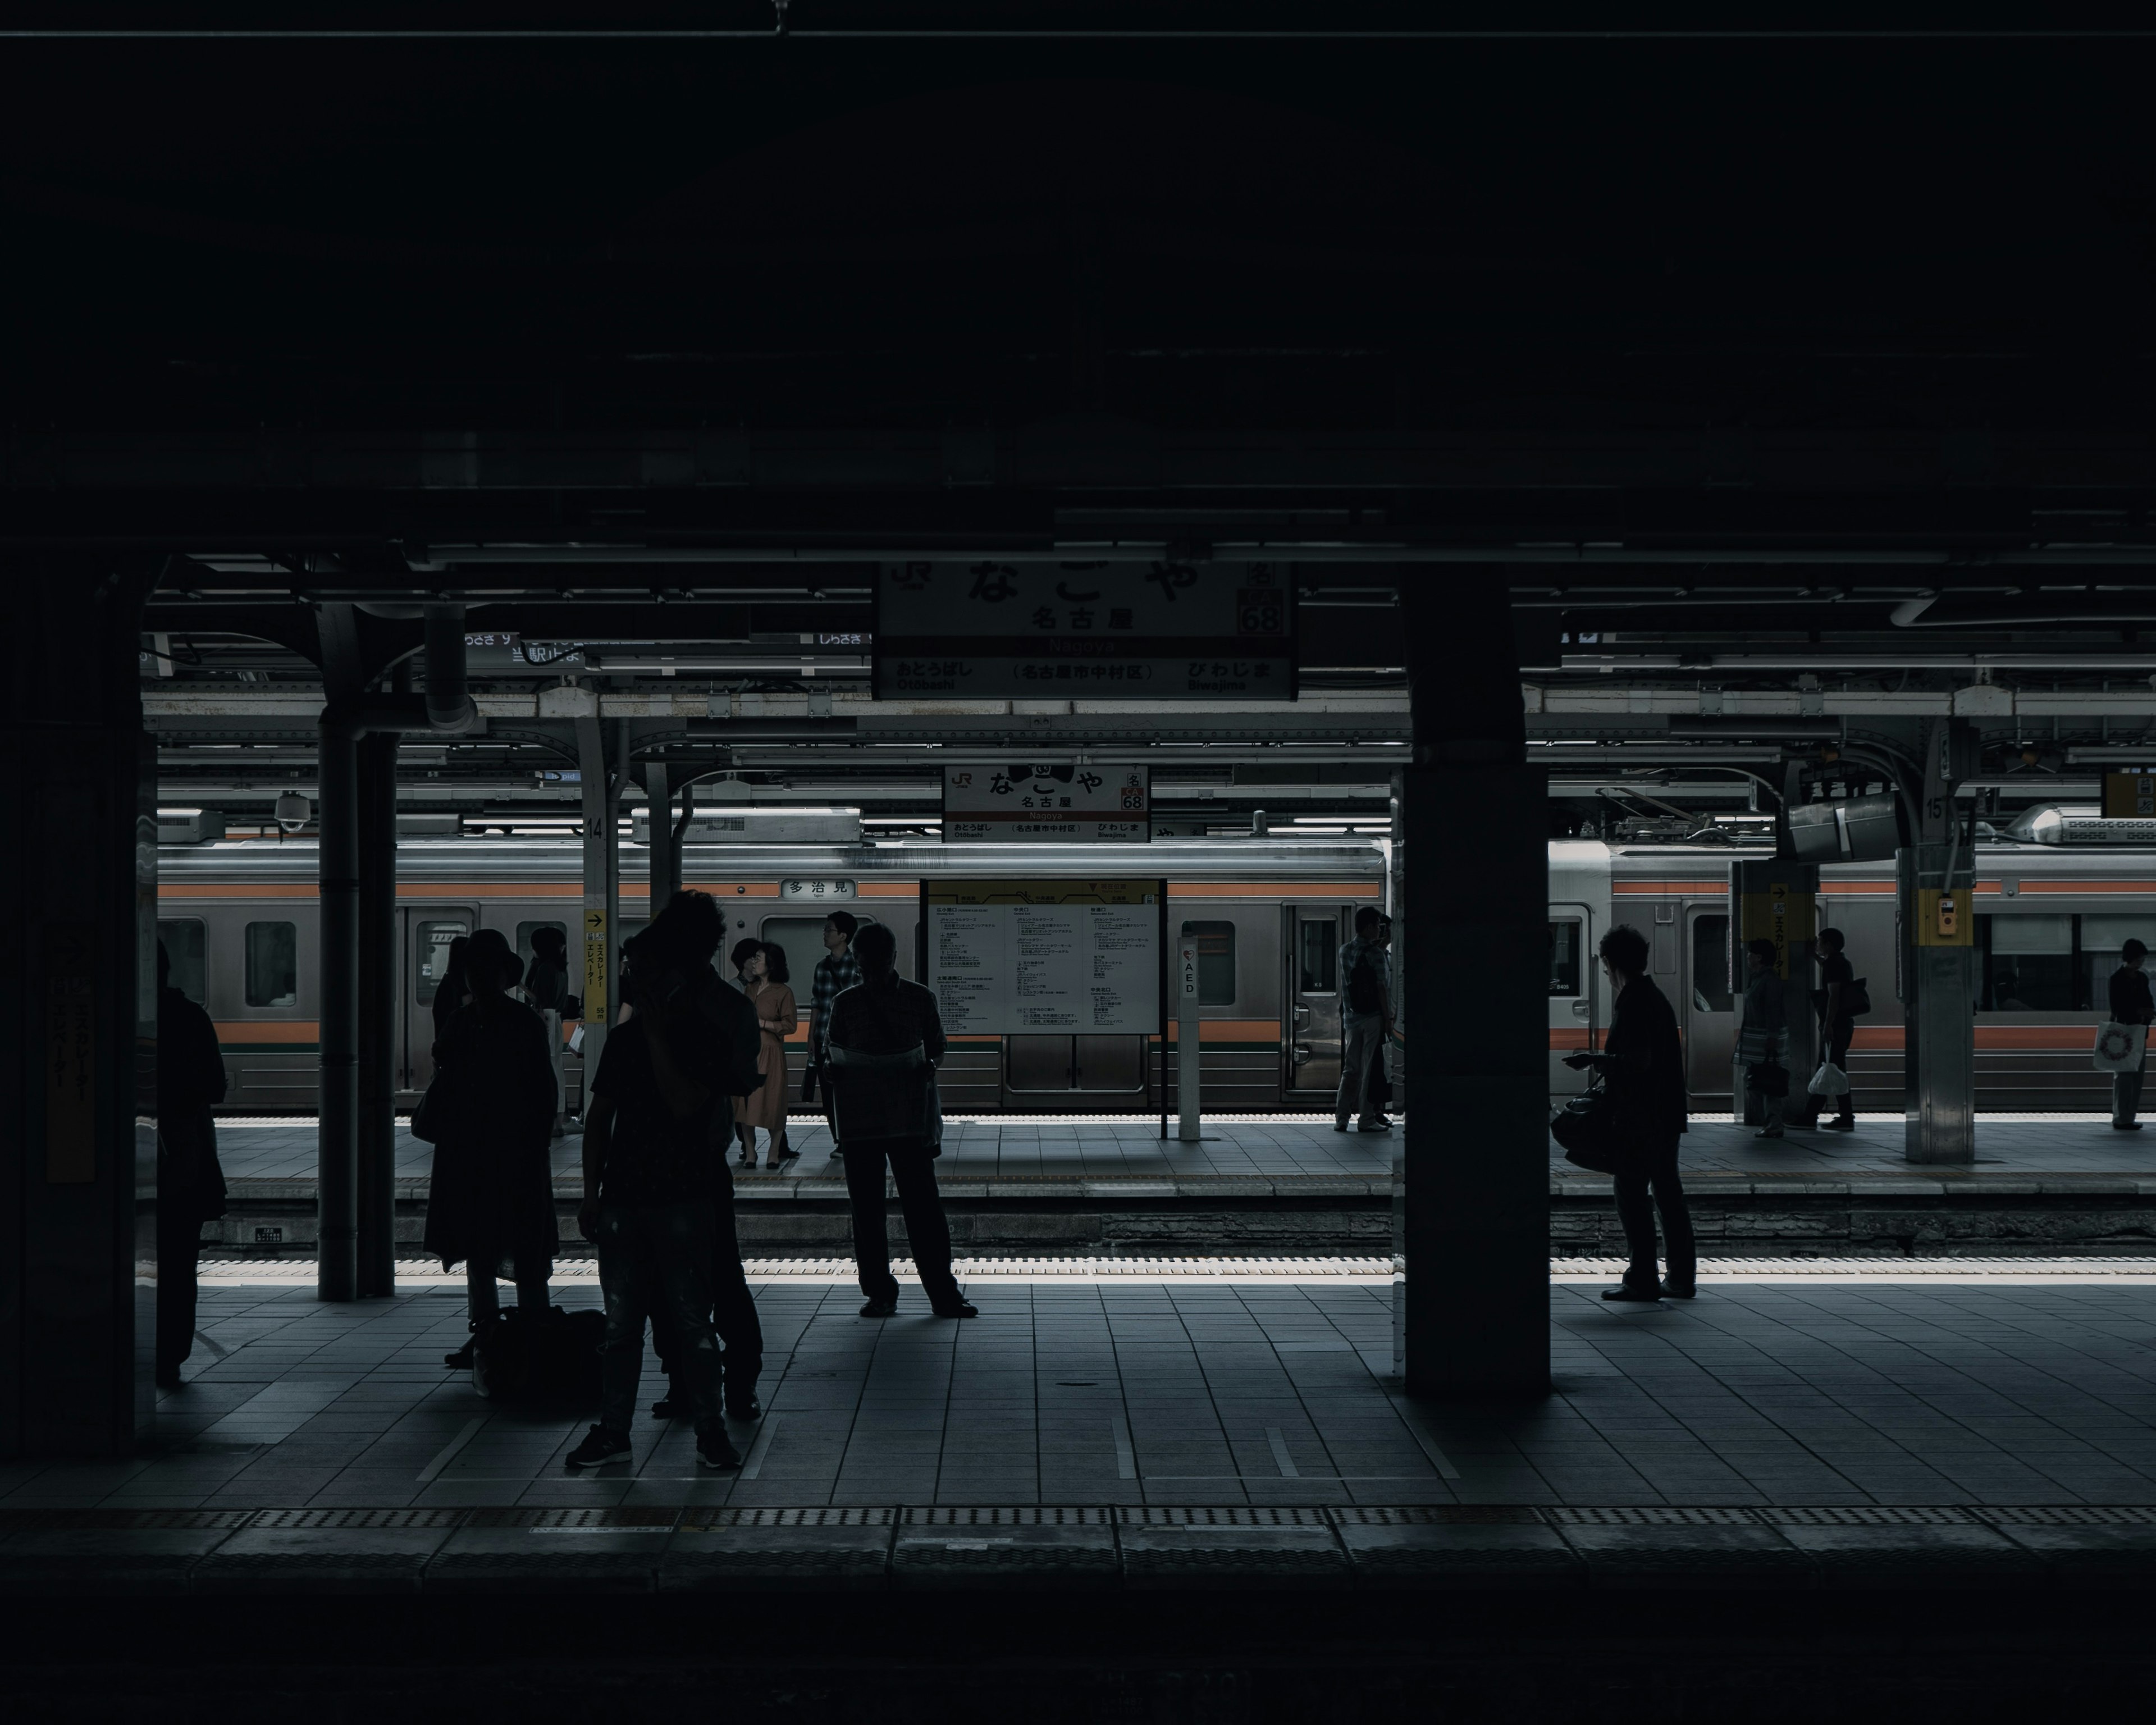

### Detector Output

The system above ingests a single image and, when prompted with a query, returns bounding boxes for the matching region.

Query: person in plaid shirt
[810,911,862,1156]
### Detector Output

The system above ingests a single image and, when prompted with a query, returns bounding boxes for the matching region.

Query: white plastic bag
[2093,1021,2147,1074]
[1806,1061,1849,1098]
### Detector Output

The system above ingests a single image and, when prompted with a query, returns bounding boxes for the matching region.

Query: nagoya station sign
[944,764,1149,842]
[924,878,1164,1035]
[874,560,1295,699]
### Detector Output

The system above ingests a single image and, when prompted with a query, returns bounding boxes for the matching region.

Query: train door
[1547,901,1597,1096]
[399,902,479,1094]
[1284,903,1348,1092]
[1684,906,1736,1106]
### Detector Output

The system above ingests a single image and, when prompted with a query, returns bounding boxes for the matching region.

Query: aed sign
[875,561,1295,700]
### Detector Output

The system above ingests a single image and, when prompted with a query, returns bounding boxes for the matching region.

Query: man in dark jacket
[1565,923,1696,1303]
[638,894,769,1423]
[156,941,229,1388]
[2111,938,2155,1130]
[827,922,975,1318]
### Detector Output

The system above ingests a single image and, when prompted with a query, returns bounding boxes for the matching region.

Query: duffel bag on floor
[473,1306,604,1405]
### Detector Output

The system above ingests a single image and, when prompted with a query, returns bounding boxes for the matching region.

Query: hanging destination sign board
[922,878,1164,1035]
[874,560,1294,700]
[943,764,1149,842]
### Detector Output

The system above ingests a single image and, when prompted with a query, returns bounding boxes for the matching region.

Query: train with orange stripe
[155,836,1391,1115]
[1555,834,2156,1114]
[158,827,2152,1116]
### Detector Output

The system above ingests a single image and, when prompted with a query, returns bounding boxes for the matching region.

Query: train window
[1983,913,2075,1012]
[1182,920,1237,1005]
[2079,914,2154,1012]
[413,918,471,1006]
[1549,919,1582,998]
[157,918,207,1005]
[244,920,298,1008]
[1297,920,1337,993]
[761,914,883,996]
[1691,914,1733,1012]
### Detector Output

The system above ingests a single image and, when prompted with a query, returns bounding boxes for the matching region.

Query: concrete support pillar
[1730,859,1820,1124]
[577,717,619,1086]
[1399,579,1549,1397]
[0,562,157,1458]
[355,730,399,1298]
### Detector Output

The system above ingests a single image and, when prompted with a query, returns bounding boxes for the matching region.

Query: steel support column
[1902,719,1980,1165]
[576,716,619,1089]
[316,717,362,1302]
[1400,580,1549,1397]
[355,729,399,1298]
[645,760,680,915]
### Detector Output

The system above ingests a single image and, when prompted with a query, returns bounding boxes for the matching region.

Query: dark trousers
[650,1163,764,1408]
[1822,1021,1856,1122]
[2117,1053,2148,1126]
[156,1208,205,1374]
[596,1203,720,1435]
[842,1137,960,1305]
[1614,1135,1696,1292]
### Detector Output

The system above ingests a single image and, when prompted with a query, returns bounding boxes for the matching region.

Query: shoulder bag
[1550,1078,1625,1175]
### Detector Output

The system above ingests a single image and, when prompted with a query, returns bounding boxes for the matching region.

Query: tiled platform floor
[16,1273,2156,1512]
[212,1112,2156,1192]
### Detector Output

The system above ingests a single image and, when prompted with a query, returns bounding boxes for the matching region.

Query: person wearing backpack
[1336,906,1393,1133]
[1814,927,1864,1132]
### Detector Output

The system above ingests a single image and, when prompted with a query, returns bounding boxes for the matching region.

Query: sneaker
[565,1426,631,1469]
[1755,1127,1784,1139]
[2113,1121,2144,1131]
[860,1295,898,1318]
[725,1395,762,1422]
[1333,1118,1350,1133]
[1357,1119,1393,1132]
[1661,1282,1698,1300]
[1822,1117,1857,1132]
[930,1299,979,1320]
[1601,1285,1664,1303]
[697,1426,743,1471]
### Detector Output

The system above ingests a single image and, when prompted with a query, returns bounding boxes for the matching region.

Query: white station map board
[924,879,1163,1035]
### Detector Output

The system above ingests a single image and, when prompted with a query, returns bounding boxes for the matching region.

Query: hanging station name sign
[943,764,1149,843]
[873,561,1295,700]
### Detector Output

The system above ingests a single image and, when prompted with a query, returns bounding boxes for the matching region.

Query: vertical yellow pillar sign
[582,908,609,1022]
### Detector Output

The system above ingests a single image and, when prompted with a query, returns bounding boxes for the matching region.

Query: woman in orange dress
[734,942,798,1168]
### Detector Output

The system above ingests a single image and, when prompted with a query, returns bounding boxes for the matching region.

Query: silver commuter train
[158,823,2154,1116]
[1558,831,2156,1114]
[155,835,1390,1115]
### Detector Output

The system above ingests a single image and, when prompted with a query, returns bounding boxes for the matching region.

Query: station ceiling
[10,16,2156,832]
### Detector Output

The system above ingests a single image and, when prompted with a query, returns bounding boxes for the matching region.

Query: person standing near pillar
[156,941,229,1389]
[2109,938,2155,1131]
[1565,925,1694,1302]
[1740,938,1790,1140]
[828,923,975,1319]
[1815,927,1858,1133]
[427,930,559,1367]
[808,911,862,1158]
[1336,906,1392,1132]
